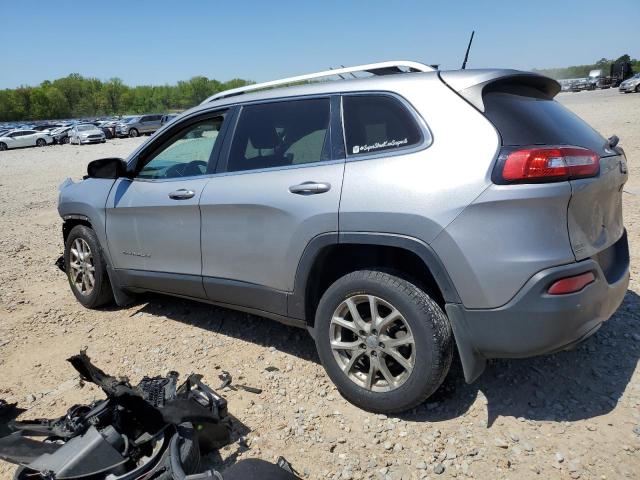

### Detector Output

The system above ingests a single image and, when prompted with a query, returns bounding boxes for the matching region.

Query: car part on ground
[0,351,300,480]
[57,60,630,413]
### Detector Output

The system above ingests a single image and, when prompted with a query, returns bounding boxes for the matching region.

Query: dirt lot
[1,89,639,479]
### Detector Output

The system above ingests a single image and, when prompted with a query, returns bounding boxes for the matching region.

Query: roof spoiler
[439,70,561,112]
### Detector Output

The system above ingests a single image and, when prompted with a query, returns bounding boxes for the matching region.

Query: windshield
[77,125,95,132]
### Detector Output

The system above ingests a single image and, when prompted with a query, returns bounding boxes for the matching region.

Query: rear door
[199,96,344,315]
[105,111,229,298]
[480,82,628,260]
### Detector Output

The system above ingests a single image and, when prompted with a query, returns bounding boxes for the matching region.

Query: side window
[343,95,423,156]
[137,115,225,180]
[227,98,330,173]
[140,116,150,123]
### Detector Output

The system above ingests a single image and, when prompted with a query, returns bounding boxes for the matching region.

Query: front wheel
[0,142,7,151]
[314,270,453,413]
[64,225,114,308]
[129,128,139,138]
[36,138,46,147]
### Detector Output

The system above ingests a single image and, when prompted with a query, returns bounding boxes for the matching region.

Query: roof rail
[201,60,435,104]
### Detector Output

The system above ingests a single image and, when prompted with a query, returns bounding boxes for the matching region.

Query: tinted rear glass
[227,98,330,172]
[483,84,608,156]
[343,95,422,156]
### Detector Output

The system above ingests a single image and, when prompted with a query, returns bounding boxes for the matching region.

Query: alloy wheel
[330,294,415,392]
[69,238,95,295]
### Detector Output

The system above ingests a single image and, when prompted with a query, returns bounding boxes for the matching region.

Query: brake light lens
[499,147,599,183]
[547,271,595,295]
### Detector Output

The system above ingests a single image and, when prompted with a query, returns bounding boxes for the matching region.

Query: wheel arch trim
[288,231,461,321]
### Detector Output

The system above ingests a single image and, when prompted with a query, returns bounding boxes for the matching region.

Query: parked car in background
[0,129,52,150]
[161,114,178,126]
[116,114,162,137]
[68,124,106,145]
[50,126,73,144]
[33,124,64,133]
[94,121,118,139]
[619,73,640,93]
[58,61,629,413]
[570,78,592,91]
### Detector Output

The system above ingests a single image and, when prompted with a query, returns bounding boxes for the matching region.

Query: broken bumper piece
[0,351,300,479]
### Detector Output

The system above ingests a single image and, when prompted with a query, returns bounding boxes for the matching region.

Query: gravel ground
[0,89,639,479]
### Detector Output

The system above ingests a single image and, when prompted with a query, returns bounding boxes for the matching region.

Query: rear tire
[129,128,139,138]
[314,270,453,413]
[64,225,114,308]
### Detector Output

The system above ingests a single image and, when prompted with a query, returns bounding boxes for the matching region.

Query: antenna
[461,30,475,70]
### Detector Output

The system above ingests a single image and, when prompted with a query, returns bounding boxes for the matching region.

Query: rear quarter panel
[339,77,500,245]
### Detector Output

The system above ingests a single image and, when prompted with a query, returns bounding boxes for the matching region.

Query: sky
[0,0,638,89]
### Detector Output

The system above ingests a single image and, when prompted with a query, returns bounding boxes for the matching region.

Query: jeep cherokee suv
[58,61,630,413]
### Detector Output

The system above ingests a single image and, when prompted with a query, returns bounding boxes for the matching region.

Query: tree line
[0,75,253,122]
[533,54,638,80]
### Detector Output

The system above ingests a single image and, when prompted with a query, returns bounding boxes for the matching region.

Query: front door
[105,112,228,298]
[200,97,344,315]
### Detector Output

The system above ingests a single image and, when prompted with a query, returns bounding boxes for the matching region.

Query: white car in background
[68,124,106,145]
[0,129,53,150]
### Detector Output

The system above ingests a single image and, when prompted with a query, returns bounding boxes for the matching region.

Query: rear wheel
[36,138,46,147]
[64,225,113,308]
[63,136,70,144]
[129,128,139,138]
[315,270,453,413]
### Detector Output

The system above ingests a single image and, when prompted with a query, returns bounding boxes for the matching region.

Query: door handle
[168,189,196,200]
[289,182,331,195]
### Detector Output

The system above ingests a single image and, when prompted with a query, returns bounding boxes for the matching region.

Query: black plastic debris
[0,351,299,479]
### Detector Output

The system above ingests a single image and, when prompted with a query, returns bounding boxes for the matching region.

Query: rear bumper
[447,231,629,383]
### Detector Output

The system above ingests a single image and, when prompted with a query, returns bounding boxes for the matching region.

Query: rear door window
[226,98,331,172]
[342,95,423,156]
[483,83,609,156]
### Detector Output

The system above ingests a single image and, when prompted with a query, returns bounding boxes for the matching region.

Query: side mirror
[87,157,130,179]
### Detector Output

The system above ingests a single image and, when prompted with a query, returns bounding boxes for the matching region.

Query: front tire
[314,270,453,413]
[0,142,7,151]
[64,225,114,308]
[129,128,139,138]
[36,138,46,147]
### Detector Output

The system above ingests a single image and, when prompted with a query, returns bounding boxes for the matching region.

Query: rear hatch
[441,71,628,261]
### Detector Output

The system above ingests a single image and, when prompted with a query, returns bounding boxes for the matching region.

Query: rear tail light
[547,271,595,295]
[494,147,600,184]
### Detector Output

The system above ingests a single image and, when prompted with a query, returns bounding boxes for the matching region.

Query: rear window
[343,95,423,156]
[483,83,608,156]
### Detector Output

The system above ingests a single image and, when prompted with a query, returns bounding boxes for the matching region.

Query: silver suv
[58,61,630,413]
[116,114,163,138]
